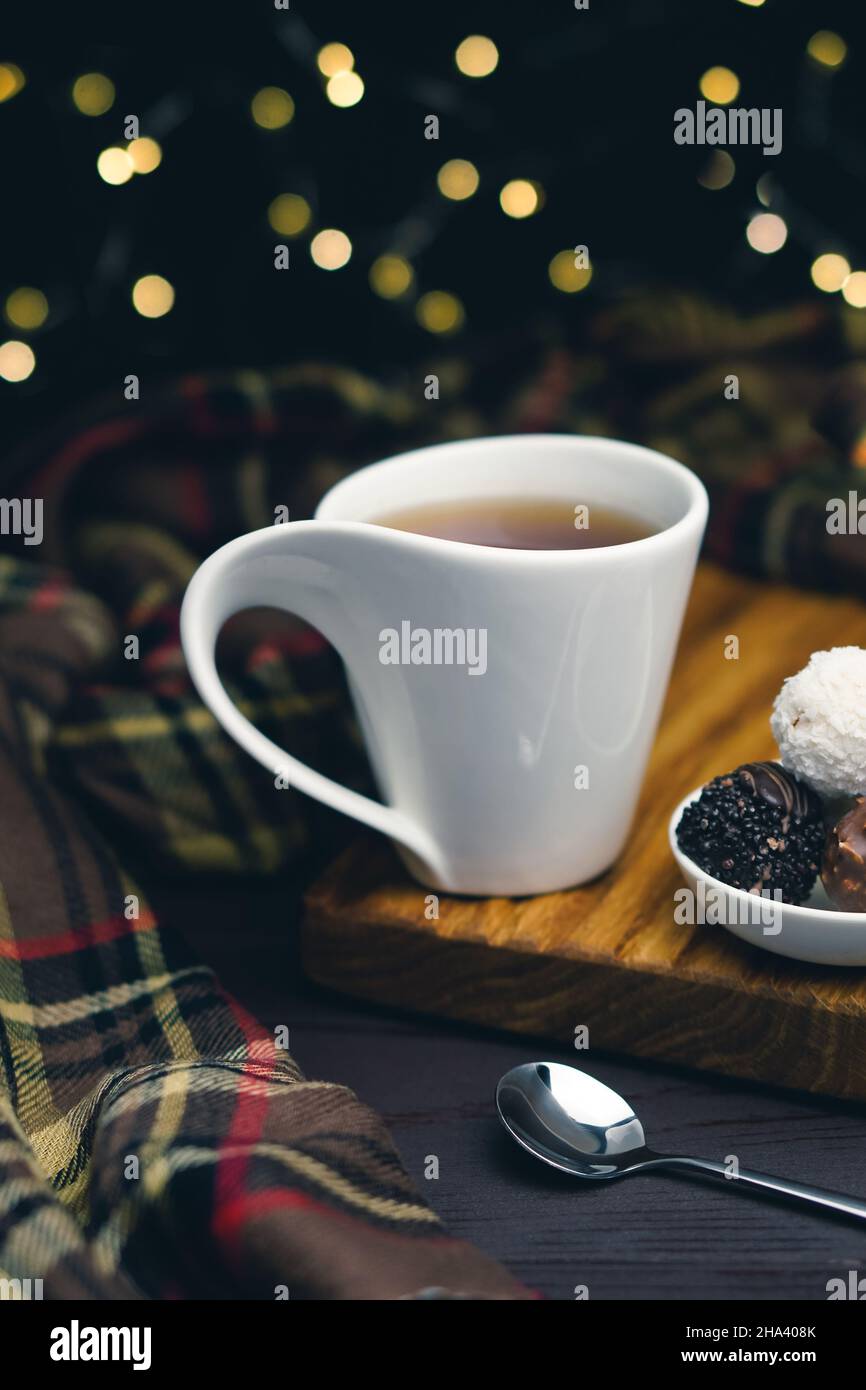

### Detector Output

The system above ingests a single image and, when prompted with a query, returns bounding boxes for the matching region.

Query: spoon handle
[657,1156,866,1221]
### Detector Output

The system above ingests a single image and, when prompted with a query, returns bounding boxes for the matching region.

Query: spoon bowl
[496,1061,649,1178]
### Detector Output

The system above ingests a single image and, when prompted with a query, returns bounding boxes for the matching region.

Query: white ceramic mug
[181,435,707,895]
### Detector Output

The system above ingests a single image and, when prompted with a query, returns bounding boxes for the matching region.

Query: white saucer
[668,789,866,968]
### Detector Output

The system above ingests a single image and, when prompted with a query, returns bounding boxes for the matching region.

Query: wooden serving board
[302,563,866,1102]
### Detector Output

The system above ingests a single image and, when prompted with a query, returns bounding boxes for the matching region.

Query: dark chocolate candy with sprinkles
[676,761,823,906]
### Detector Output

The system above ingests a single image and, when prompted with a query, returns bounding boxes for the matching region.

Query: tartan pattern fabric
[0,301,863,1299]
[0,367,532,1300]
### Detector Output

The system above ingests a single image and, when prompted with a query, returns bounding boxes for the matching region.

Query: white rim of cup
[315,434,709,567]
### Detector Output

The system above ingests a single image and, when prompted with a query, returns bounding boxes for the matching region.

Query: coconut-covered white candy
[770,647,866,799]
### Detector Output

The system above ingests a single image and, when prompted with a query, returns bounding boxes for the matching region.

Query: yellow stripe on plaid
[92,1139,438,1274]
[0,966,213,1029]
[77,523,198,586]
[0,884,73,1148]
[238,452,270,530]
[53,690,336,747]
[126,577,174,629]
[100,1070,343,1121]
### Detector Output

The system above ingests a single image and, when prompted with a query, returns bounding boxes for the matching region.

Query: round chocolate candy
[822,797,866,912]
[676,761,823,906]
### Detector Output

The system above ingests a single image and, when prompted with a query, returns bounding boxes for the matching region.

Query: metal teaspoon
[496,1061,866,1221]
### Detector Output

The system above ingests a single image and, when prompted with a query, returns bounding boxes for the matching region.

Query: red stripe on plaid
[213,1187,317,1246]
[181,463,213,535]
[212,997,277,1226]
[0,910,157,960]
[213,1185,459,1249]
[33,416,152,497]
[29,577,68,612]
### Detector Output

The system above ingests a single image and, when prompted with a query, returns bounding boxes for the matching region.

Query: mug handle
[180,522,442,876]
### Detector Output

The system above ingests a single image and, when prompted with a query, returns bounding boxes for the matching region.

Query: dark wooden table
[164,876,866,1302]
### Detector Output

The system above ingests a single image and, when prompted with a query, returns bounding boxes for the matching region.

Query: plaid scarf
[0,294,863,1299]
[0,364,533,1300]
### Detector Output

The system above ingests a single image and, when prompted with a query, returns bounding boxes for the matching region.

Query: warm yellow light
[268,193,312,237]
[746,212,787,254]
[326,71,364,107]
[436,158,479,201]
[71,71,114,116]
[499,179,541,219]
[699,66,740,105]
[807,31,847,67]
[0,341,35,382]
[369,255,414,299]
[756,174,774,206]
[737,0,765,6]
[548,251,592,294]
[697,151,735,190]
[843,273,866,309]
[0,63,25,103]
[455,35,498,78]
[310,228,352,270]
[132,275,175,318]
[127,137,162,174]
[251,87,295,129]
[811,253,851,293]
[317,43,354,77]
[5,287,48,330]
[416,291,464,334]
[97,147,134,185]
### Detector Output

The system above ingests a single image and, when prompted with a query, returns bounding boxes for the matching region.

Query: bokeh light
[755,174,774,206]
[369,255,414,299]
[807,31,847,68]
[127,137,162,174]
[697,151,735,190]
[71,72,114,115]
[132,275,175,318]
[843,273,866,309]
[416,291,464,334]
[436,159,480,201]
[0,64,25,103]
[251,87,295,129]
[268,194,312,237]
[811,254,851,293]
[455,36,499,78]
[548,251,593,294]
[310,229,352,270]
[499,179,542,219]
[699,66,740,105]
[5,287,48,331]
[317,43,354,77]
[0,341,35,382]
[326,71,364,107]
[97,147,134,185]
[746,212,787,254]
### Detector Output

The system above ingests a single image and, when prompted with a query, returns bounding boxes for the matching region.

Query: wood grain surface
[303,562,866,1101]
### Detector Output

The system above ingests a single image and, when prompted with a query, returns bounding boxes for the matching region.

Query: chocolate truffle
[677,761,823,905]
[822,797,866,912]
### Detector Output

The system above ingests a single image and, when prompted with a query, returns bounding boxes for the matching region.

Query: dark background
[1,0,864,449]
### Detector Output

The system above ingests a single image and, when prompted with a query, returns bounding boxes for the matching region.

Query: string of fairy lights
[0,10,862,388]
